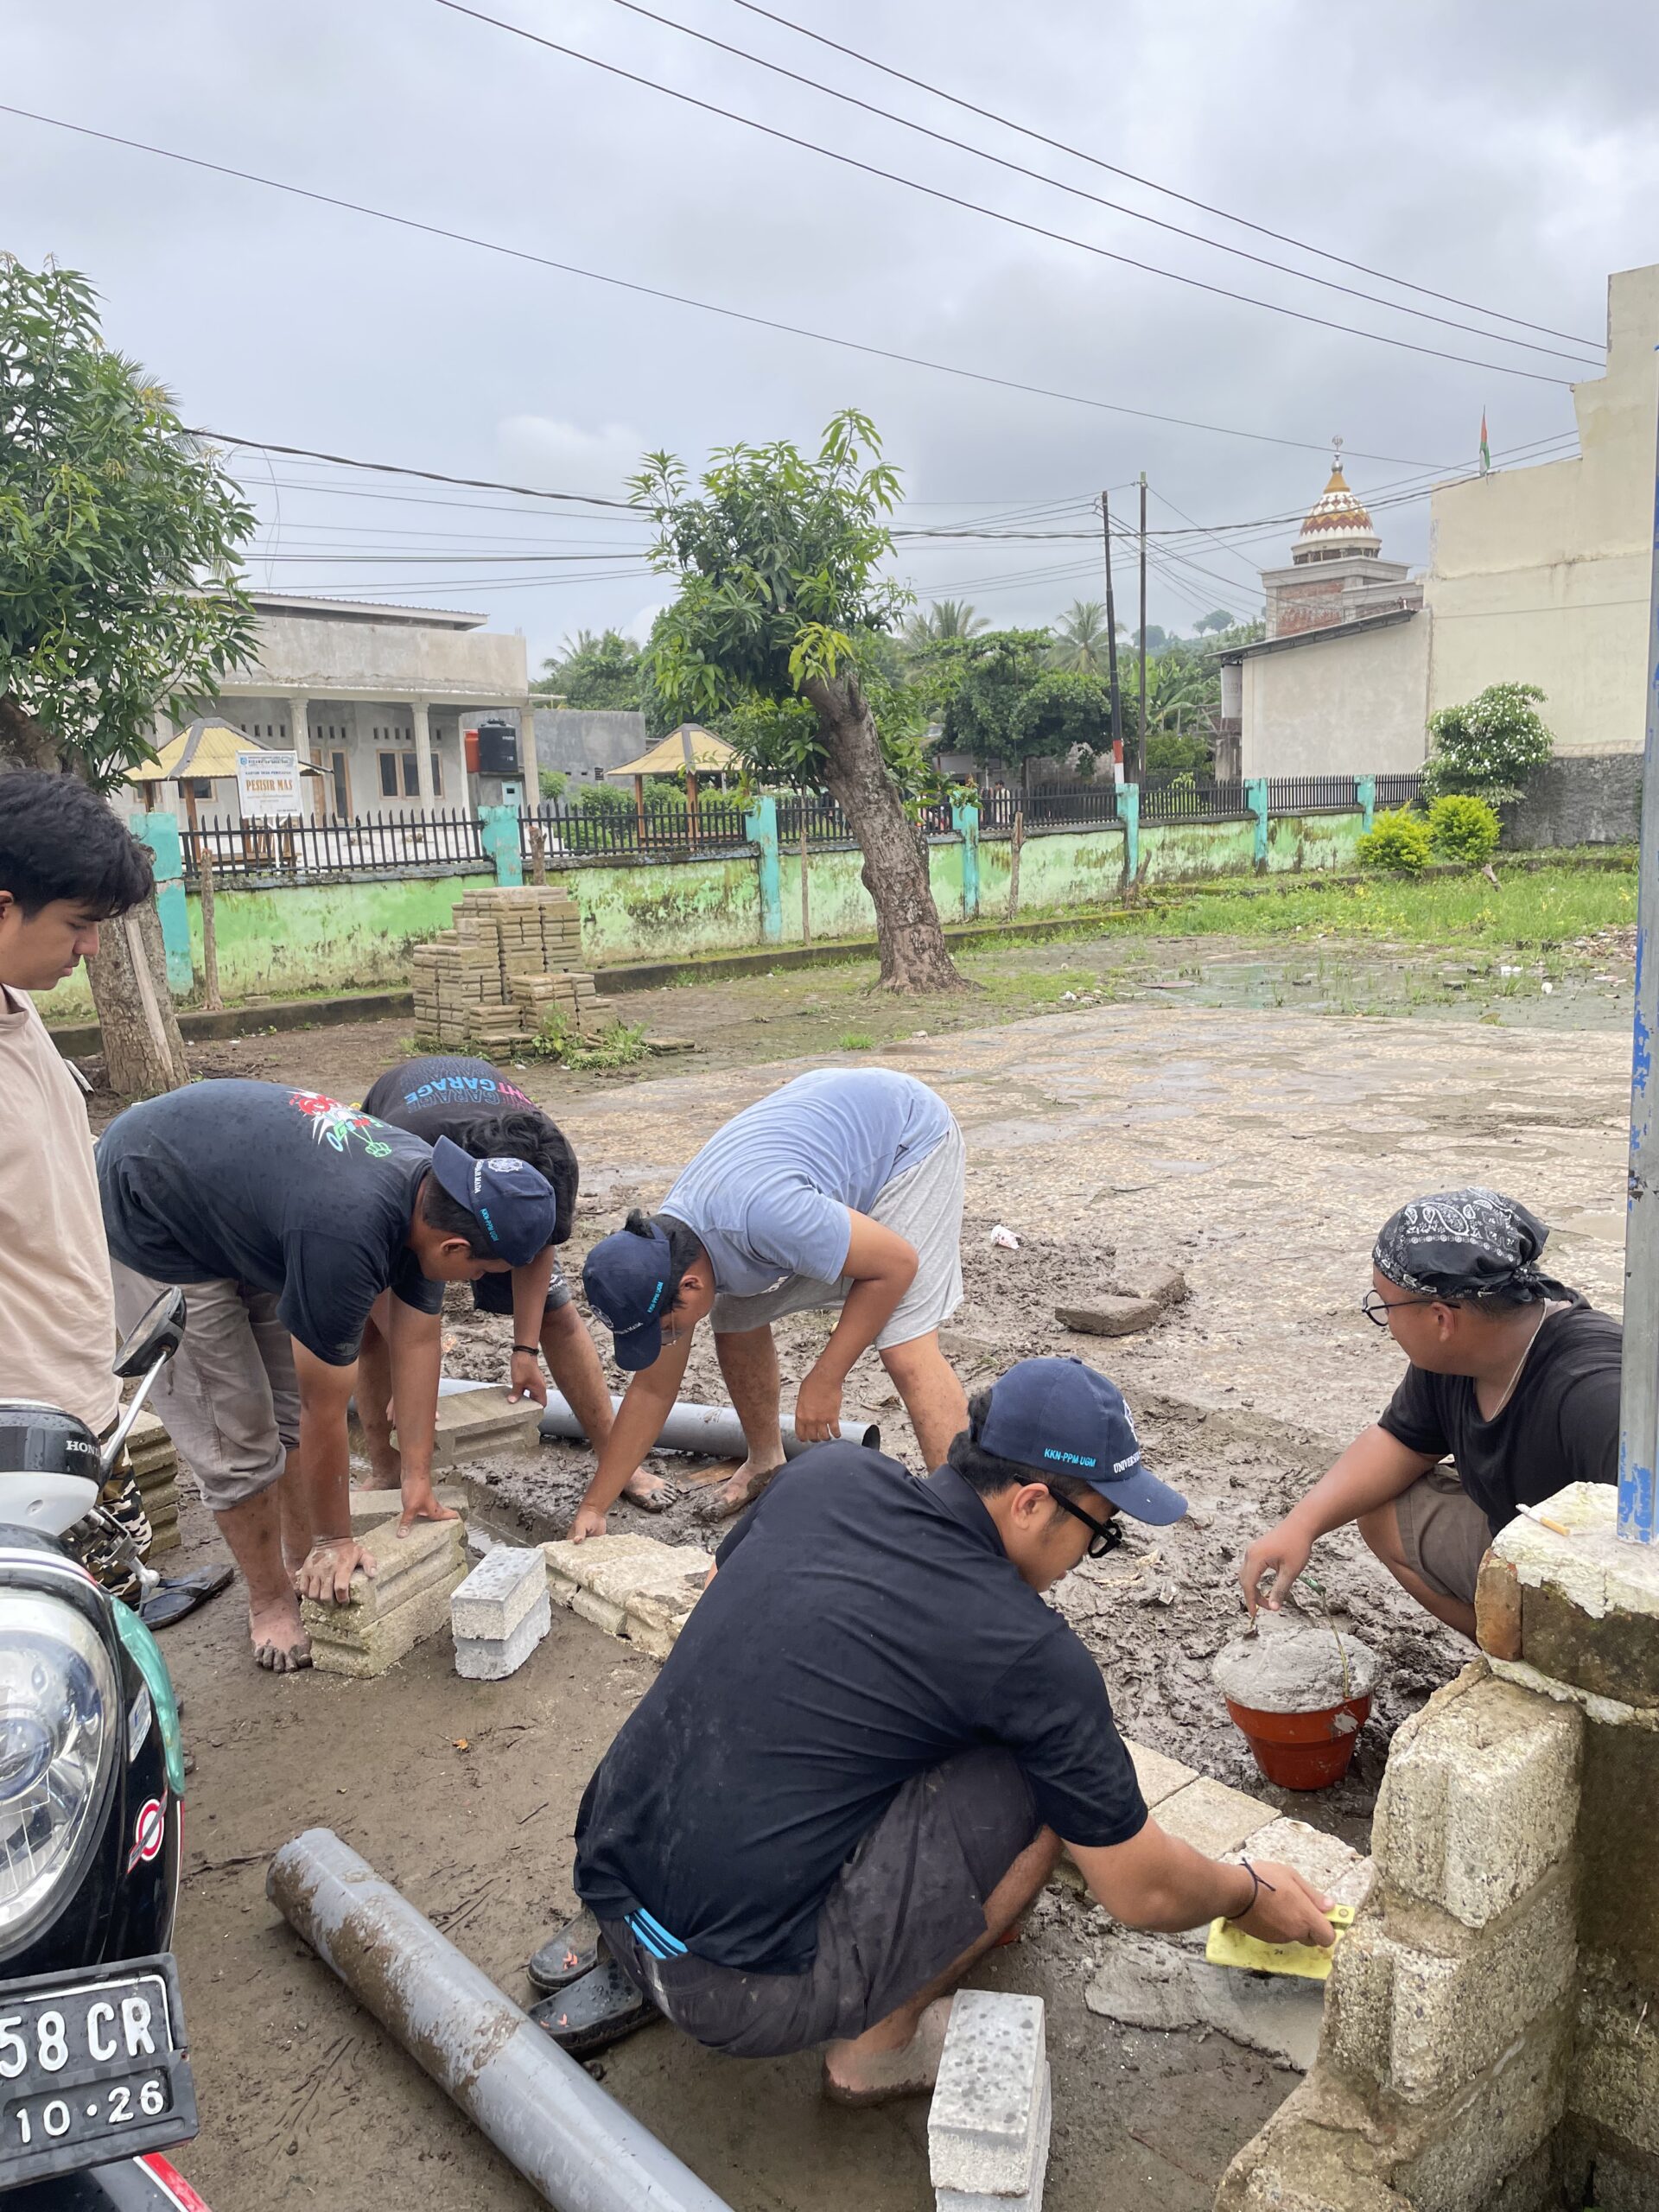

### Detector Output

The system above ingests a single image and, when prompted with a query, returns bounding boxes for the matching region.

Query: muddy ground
[134,933,1632,2210]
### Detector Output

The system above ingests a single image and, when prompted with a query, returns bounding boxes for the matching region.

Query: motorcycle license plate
[0,1954,198,2185]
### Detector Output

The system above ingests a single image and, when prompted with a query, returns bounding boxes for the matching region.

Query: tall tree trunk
[805,672,963,993]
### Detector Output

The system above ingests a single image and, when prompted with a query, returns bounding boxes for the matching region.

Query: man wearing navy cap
[543,1357,1333,2089]
[99,1078,559,1672]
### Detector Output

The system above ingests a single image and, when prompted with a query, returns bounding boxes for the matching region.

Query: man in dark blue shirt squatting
[547,1358,1334,2101]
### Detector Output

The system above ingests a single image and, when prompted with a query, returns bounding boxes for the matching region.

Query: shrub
[1357,808,1433,874]
[575,780,632,814]
[1427,792,1501,867]
[1422,682,1553,802]
[537,768,568,801]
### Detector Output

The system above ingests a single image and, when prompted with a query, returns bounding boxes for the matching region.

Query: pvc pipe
[537,1393,880,1460]
[268,1827,734,2212]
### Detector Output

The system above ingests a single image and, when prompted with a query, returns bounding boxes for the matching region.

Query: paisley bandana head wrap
[1372,1187,1573,1305]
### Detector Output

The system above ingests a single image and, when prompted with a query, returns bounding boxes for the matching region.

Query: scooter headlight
[0,1594,118,1952]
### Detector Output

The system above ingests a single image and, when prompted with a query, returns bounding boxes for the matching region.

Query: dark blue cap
[429,1135,559,1268]
[976,1357,1187,1526]
[582,1222,676,1370]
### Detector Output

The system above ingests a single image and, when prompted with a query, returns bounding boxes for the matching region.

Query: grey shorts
[1396,1465,1493,1605]
[600,1746,1039,2060]
[471,1256,572,1318]
[111,1259,300,1512]
[709,1119,966,1351]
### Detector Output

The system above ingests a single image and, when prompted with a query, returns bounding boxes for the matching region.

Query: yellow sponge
[1205,1903,1356,1980]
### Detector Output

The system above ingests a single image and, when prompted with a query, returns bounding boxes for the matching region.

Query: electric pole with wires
[1137,472,1148,785]
[1100,488,1126,781]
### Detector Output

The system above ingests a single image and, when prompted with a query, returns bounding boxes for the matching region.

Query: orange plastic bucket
[1224,1693,1372,1790]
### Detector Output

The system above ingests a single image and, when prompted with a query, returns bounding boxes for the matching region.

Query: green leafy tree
[1427,792,1502,866]
[1422,682,1554,803]
[1142,730,1211,786]
[1193,607,1237,636]
[1357,808,1433,874]
[1050,600,1115,676]
[902,598,988,652]
[533,627,644,710]
[632,410,962,990]
[0,257,256,1094]
[1006,670,1110,791]
[939,628,1052,776]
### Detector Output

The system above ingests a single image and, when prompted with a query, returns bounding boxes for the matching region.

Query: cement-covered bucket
[1223,1693,1372,1790]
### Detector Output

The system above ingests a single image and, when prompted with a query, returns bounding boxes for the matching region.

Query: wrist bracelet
[1235,1858,1276,1917]
[512,1344,540,1358]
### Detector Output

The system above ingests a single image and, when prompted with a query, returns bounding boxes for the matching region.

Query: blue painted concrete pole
[134,810,194,995]
[950,799,980,922]
[745,795,782,945]
[1356,775,1377,833]
[1245,778,1270,869]
[480,804,524,888]
[1617,381,1659,1544]
[1120,783,1140,885]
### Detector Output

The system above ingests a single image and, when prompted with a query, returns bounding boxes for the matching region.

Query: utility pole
[1101,489,1125,782]
[1137,472,1148,785]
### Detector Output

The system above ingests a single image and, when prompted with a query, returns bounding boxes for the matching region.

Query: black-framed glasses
[1044,1487,1123,1559]
[1359,1290,1432,1328]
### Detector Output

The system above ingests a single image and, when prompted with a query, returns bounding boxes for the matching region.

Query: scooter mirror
[112,1287,187,1380]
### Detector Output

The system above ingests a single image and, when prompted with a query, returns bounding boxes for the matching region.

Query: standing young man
[357,1053,664,1522]
[0,772,156,1592]
[99,1078,559,1670]
[1241,1188,1621,1642]
[573,1068,970,1539]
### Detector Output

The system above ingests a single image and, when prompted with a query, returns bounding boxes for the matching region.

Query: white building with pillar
[143,592,537,822]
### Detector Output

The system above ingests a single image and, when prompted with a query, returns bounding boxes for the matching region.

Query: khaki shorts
[1395,1465,1492,1605]
[111,1259,300,1512]
[709,1119,966,1352]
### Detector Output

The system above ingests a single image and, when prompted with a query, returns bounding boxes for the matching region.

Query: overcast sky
[6,0,1656,669]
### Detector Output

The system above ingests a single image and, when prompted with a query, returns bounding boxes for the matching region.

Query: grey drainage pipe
[537,1392,880,1459]
[269,1827,734,2212]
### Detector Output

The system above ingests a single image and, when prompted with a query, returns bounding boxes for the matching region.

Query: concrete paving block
[1372,1669,1581,1929]
[1216,2084,1412,2212]
[1127,1738,1199,1808]
[1156,1776,1277,1858]
[930,1990,1048,2198]
[308,1558,467,1677]
[456,1590,553,1681]
[544,1532,681,1606]
[416,1385,544,1471]
[348,1515,467,1604]
[1569,1962,1659,2165]
[1224,1817,1375,1911]
[451,1546,547,1642]
[936,2064,1051,2212]
[623,1579,705,1660]
[1392,2005,1571,2212]
[1084,1931,1326,2071]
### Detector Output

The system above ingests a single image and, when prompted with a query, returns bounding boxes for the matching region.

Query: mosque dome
[1291,450,1382,565]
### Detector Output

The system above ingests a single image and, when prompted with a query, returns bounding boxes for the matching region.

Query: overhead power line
[582,0,1590,367]
[435,2,1580,386]
[718,0,1605,356]
[202,430,635,508]
[1,104,1450,468]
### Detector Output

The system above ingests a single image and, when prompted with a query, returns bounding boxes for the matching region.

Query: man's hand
[295,1537,377,1606]
[567,1501,608,1544]
[398,1479,460,1535]
[1230,1859,1336,1948]
[794,1364,845,1446]
[508,1348,549,1408]
[1238,1519,1314,1619]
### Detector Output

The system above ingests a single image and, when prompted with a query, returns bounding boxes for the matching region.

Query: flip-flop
[141,1567,235,1630]
[527,1904,607,1995]
[529,1961,658,2056]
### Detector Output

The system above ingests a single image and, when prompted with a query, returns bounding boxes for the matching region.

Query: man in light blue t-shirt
[573,1069,969,1534]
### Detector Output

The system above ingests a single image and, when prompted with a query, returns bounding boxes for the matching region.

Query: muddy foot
[251,1594,312,1675]
[823,1997,956,2107]
[694,1457,785,1523]
[623,1467,678,1514]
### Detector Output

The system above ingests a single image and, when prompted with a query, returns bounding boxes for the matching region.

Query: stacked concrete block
[929,1991,1051,2212]
[451,1545,551,1680]
[302,1512,469,1678]
[408,1384,544,1473]
[124,1410,181,1555]
[410,886,598,1052]
[543,1532,712,1656]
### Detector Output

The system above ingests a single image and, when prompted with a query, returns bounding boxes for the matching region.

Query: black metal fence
[1139,779,1252,825]
[521,797,752,863]
[1374,773,1426,810]
[181,808,486,884]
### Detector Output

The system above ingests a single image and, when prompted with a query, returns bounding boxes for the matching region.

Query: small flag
[1478,410,1491,476]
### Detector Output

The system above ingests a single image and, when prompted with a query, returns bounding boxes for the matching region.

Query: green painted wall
[1266,812,1367,873]
[1140,819,1259,883]
[570,856,761,959]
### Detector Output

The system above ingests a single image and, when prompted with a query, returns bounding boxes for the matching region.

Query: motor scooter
[0,1287,211,2207]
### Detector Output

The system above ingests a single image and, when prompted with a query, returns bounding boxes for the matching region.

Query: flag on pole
[1478,410,1491,476]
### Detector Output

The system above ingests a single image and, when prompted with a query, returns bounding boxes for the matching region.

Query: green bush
[1427,792,1501,867]
[537,768,568,801]
[1422,681,1553,802]
[1357,808,1433,874]
[575,780,632,814]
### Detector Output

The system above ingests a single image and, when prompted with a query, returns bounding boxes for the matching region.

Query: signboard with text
[235,749,302,820]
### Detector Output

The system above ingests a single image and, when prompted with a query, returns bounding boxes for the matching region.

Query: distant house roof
[1217,607,1419,664]
[247,591,486,631]
[607,725,738,779]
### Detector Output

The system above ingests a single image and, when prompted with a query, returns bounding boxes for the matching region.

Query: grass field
[1121,862,1636,950]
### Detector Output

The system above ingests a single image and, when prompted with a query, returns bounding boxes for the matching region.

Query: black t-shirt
[574,1445,1146,1974]
[360,1055,538,1145]
[98,1078,445,1365]
[1377,1296,1622,1535]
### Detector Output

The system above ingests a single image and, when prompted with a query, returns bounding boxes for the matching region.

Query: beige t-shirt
[0,987,119,1433]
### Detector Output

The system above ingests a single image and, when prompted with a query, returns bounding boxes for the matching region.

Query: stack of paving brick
[930,1992,1052,2212]
[302,1501,469,1677]
[124,1411,181,1556]
[410,885,598,1052]
[451,1545,551,1680]
[543,1532,713,1661]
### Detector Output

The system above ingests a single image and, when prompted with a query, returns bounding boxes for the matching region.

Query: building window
[401,753,421,798]
[378,753,399,799]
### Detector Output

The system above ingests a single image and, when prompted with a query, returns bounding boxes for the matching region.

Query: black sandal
[141,1567,235,1630]
[527,1904,607,1995]
[529,1961,658,2056]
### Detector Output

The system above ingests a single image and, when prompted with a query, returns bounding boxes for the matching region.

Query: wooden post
[528,817,549,886]
[1008,807,1025,919]
[686,768,701,844]
[632,773,646,846]
[800,818,810,943]
[198,833,222,1012]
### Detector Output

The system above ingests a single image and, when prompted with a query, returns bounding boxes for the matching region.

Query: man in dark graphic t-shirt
[1242,1188,1620,1642]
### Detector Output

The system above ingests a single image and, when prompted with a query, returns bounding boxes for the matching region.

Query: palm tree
[1051,600,1115,675]
[903,599,988,651]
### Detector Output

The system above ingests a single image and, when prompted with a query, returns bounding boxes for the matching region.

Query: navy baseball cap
[582,1222,676,1370]
[429,1136,559,1268]
[976,1357,1187,1526]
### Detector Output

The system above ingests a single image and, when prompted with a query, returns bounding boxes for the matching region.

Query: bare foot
[823,1997,956,2107]
[352,1458,402,1494]
[623,1467,678,1514]
[694,1456,785,1523]
[250,1592,312,1675]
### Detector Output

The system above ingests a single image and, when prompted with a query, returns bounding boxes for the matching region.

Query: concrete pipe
[269,1827,734,2212]
[537,1393,881,1460]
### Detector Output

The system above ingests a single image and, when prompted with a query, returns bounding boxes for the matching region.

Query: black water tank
[475,718,520,775]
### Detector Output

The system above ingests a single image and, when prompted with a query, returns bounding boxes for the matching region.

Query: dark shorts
[470,1256,572,1318]
[601,1748,1040,2060]
[1395,1465,1493,1605]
